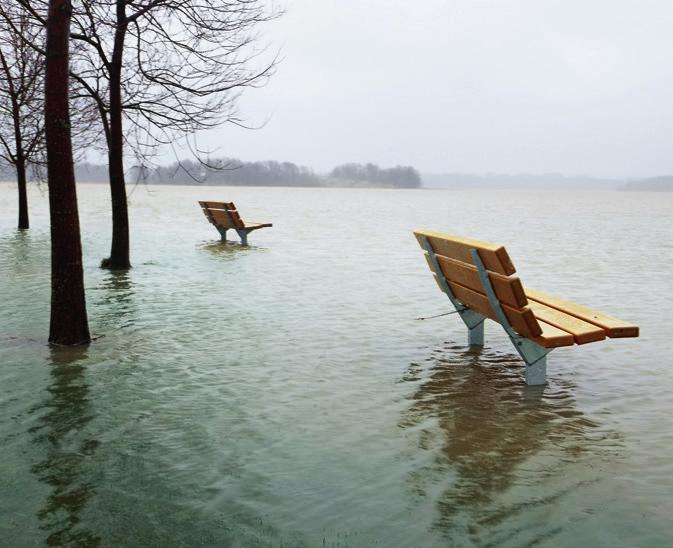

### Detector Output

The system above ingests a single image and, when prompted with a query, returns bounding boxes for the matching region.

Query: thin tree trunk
[17,156,29,229]
[11,87,28,230]
[0,46,30,230]
[45,0,90,345]
[101,0,130,270]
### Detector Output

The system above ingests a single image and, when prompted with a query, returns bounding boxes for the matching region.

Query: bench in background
[415,229,638,385]
[199,201,272,245]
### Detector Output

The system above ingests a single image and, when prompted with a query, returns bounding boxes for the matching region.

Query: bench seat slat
[525,287,639,338]
[434,275,542,339]
[535,320,577,348]
[415,229,516,276]
[433,276,575,347]
[243,222,273,230]
[424,252,528,308]
[527,300,607,345]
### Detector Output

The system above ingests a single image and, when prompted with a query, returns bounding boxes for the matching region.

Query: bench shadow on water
[29,345,100,547]
[401,342,618,545]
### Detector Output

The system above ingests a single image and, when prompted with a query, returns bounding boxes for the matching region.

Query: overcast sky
[191,0,673,177]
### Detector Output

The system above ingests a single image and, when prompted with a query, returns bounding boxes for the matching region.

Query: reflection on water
[0,229,43,278]
[92,271,136,333]
[199,240,265,261]
[2,230,31,263]
[402,341,614,544]
[98,270,133,296]
[29,346,100,547]
[97,270,134,307]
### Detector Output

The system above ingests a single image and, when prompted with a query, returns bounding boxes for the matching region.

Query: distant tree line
[622,176,673,192]
[60,159,423,188]
[328,163,422,188]
[144,159,321,187]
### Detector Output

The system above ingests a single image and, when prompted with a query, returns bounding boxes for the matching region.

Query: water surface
[1,184,671,547]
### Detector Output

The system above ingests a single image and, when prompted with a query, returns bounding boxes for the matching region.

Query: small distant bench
[415,229,639,385]
[199,201,272,245]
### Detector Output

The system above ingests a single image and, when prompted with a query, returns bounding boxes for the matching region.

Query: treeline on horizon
[73,159,423,188]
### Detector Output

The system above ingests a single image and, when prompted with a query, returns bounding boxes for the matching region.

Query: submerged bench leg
[216,227,228,241]
[236,230,250,246]
[525,356,547,386]
[470,248,551,386]
[514,337,550,386]
[468,321,484,347]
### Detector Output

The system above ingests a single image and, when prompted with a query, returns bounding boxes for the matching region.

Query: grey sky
[192,0,673,177]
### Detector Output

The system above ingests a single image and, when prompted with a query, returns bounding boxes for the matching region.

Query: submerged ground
[1,184,672,547]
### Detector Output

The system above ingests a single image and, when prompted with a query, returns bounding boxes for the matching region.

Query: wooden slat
[535,320,577,348]
[199,206,216,224]
[227,209,244,227]
[415,229,516,276]
[432,275,573,348]
[208,209,240,229]
[243,222,273,230]
[443,278,542,339]
[527,300,606,345]
[525,287,639,338]
[199,201,236,210]
[200,201,223,210]
[433,253,527,308]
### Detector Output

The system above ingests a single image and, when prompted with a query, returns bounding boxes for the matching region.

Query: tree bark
[0,42,31,230]
[11,71,29,230]
[101,0,130,270]
[45,0,90,345]
[17,156,29,229]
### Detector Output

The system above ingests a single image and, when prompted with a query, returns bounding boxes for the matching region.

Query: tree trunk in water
[4,53,30,230]
[17,157,29,230]
[102,0,130,270]
[45,0,91,345]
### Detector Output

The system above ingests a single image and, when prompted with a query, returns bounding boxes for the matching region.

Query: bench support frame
[216,226,251,246]
[470,249,551,386]
[421,237,486,347]
[419,234,550,386]
[237,230,250,246]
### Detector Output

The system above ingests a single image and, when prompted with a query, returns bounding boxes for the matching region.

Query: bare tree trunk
[45,0,90,346]
[11,74,29,230]
[16,155,29,229]
[101,0,130,270]
[0,37,31,230]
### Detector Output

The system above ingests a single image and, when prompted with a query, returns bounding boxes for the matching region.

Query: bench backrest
[414,229,544,339]
[199,201,245,230]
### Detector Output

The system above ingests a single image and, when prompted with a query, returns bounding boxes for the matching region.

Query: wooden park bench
[199,201,272,245]
[415,230,638,385]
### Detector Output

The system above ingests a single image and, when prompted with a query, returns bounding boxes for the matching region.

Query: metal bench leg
[237,230,249,246]
[468,320,485,347]
[216,227,227,241]
[514,337,549,385]
[525,356,547,386]
[419,237,487,348]
[470,249,551,386]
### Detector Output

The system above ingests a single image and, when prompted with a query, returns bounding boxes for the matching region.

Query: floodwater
[1,183,672,547]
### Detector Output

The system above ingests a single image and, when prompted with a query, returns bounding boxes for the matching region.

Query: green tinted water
[1,184,672,547]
